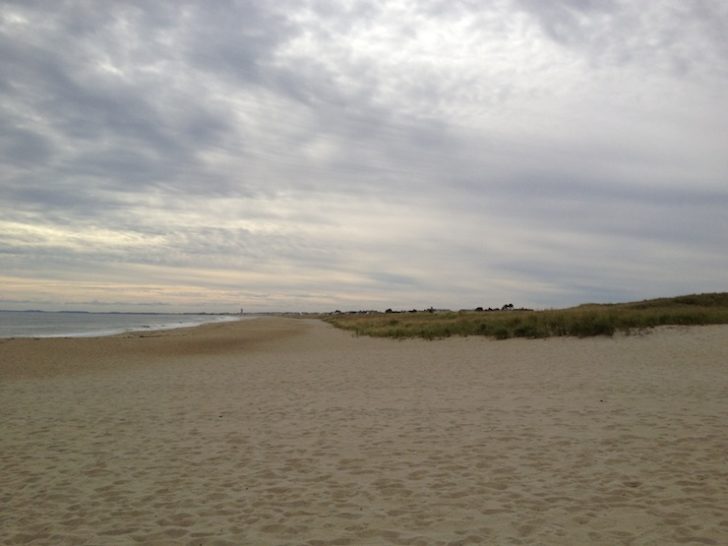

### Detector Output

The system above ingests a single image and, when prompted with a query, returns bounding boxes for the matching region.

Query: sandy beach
[1,318,727,545]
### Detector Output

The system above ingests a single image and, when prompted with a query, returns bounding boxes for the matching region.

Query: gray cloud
[0,123,53,166]
[1,0,726,312]
[515,0,728,78]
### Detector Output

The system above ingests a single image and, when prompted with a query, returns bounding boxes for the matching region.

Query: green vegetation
[322,292,728,340]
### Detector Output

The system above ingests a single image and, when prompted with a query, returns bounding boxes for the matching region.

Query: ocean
[0,310,242,339]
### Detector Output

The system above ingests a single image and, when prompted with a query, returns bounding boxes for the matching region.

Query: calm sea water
[0,311,242,338]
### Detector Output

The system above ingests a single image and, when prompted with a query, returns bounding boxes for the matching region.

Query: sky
[1,0,727,313]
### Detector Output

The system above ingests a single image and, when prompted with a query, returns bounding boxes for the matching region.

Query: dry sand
[1,318,727,545]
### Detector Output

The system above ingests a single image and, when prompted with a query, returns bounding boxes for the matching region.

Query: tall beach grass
[323,293,728,340]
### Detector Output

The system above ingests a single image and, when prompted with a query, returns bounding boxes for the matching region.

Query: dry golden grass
[323,292,728,340]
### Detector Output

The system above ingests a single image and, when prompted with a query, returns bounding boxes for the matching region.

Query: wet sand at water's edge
[2,318,727,545]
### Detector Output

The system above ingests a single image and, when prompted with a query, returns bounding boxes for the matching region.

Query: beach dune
[1,318,727,545]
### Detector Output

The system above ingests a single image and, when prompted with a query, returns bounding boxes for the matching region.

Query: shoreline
[0,311,247,340]
[2,319,727,544]
[0,317,300,380]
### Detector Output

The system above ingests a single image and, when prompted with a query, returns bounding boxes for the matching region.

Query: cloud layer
[2,0,727,311]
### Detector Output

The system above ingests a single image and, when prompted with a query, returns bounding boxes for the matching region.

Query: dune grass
[323,292,728,340]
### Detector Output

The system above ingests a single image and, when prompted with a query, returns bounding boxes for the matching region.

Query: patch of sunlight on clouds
[0,274,247,311]
[96,60,125,78]
[121,261,366,291]
[0,221,166,251]
[1,10,28,26]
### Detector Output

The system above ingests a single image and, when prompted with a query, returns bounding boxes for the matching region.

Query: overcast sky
[1,0,727,312]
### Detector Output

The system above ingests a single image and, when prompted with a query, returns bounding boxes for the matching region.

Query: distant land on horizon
[0,309,240,316]
[3,292,727,317]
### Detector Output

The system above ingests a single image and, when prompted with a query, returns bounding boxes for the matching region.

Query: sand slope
[1,318,728,545]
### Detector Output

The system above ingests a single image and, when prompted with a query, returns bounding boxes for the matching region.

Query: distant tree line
[328,304,533,316]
